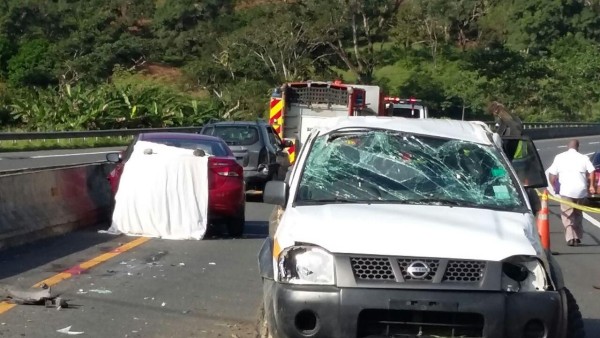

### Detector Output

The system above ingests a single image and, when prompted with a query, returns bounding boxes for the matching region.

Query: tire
[565,287,585,338]
[256,302,273,338]
[227,208,245,238]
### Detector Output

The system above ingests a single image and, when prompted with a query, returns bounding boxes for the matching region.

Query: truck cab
[257,116,583,338]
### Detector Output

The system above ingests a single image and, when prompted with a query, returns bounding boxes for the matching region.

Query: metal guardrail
[484,122,600,129]
[0,122,597,141]
[0,126,203,141]
[522,122,600,129]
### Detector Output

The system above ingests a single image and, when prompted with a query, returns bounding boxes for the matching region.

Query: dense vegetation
[0,0,599,131]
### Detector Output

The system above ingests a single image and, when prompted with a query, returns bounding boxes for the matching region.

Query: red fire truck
[268,80,429,164]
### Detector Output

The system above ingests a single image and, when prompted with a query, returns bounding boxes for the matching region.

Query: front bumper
[264,280,564,338]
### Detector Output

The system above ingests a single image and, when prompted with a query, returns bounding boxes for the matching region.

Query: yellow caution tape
[536,189,600,213]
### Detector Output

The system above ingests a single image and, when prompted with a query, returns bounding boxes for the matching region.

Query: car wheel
[565,287,585,338]
[227,208,245,238]
[256,302,274,338]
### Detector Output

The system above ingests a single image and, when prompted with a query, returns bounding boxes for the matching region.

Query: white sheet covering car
[257,116,584,338]
[107,141,209,240]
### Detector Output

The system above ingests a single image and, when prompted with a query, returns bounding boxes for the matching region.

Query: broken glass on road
[296,129,525,211]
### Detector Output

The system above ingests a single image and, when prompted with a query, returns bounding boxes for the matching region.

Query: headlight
[277,245,335,285]
[501,256,548,292]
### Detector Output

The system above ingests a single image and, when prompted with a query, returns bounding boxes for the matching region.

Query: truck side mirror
[264,181,288,206]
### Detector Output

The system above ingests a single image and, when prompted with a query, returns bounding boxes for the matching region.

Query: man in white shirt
[548,139,595,246]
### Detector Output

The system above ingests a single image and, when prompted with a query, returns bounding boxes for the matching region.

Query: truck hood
[279,204,539,262]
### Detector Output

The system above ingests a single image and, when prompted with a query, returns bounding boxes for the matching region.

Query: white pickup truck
[257,116,584,338]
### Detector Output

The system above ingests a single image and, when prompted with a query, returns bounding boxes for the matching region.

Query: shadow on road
[1,195,272,281]
[244,220,269,238]
[204,220,268,240]
[584,230,600,246]
[246,193,263,203]
[585,318,600,336]
[0,223,119,281]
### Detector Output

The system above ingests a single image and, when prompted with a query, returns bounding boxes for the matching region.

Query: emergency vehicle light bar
[384,97,421,104]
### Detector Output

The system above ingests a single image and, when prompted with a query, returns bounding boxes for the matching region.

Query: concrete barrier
[0,163,115,250]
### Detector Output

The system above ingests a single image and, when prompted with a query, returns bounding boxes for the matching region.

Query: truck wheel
[565,287,585,338]
[227,209,245,238]
[256,302,274,338]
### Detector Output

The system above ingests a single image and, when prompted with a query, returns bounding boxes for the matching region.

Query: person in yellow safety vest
[512,139,534,187]
[513,139,527,159]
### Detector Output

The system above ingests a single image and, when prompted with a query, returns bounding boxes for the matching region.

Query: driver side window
[266,126,283,148]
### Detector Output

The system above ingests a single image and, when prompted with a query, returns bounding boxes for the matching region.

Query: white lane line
[585,152,594,156]
[583,212,600,229]
[589,142,600,145]
[557,145,567,148]
[30,151,115,159]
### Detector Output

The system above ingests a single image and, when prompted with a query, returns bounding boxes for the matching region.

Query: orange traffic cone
[537,189,550,250]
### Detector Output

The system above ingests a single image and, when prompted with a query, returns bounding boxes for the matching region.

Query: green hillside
[1,0,600,131]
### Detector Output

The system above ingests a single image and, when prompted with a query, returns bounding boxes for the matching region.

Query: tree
[0,36,15,78]
[7,38,56,87]
[222,3,329,83]
[509,0,600,54]
[302,0,405,84]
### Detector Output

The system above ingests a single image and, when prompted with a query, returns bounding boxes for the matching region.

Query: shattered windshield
[295,129,524,210]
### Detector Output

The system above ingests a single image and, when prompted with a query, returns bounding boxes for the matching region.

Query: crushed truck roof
[313,116,494,145]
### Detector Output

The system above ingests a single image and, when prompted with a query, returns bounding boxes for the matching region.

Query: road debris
[56,325,84,335]
[209,262,216,265]
[0,283,68,309]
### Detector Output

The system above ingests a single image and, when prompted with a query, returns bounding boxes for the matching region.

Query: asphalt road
[0,201,274,338]
[0,147,125,172]
[1,135,600,337]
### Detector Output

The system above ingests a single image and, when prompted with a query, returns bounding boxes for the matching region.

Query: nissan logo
[406,261,431,279]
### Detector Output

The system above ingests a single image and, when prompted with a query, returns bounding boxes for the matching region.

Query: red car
[105,132,246,237]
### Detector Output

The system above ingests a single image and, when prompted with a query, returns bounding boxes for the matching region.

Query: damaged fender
[258,238,275,280]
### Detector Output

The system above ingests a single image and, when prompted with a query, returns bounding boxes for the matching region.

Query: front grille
[357,309,484,338]
[349,256,487,285]
[398,258,439,281]
[351,257,395,281]
[443,260,486,283]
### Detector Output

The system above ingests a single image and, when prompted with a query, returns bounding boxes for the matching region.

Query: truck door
[500,135,547,189]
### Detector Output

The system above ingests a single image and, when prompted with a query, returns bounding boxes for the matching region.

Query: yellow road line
[0,236,151,315]
[0,303,16,314]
